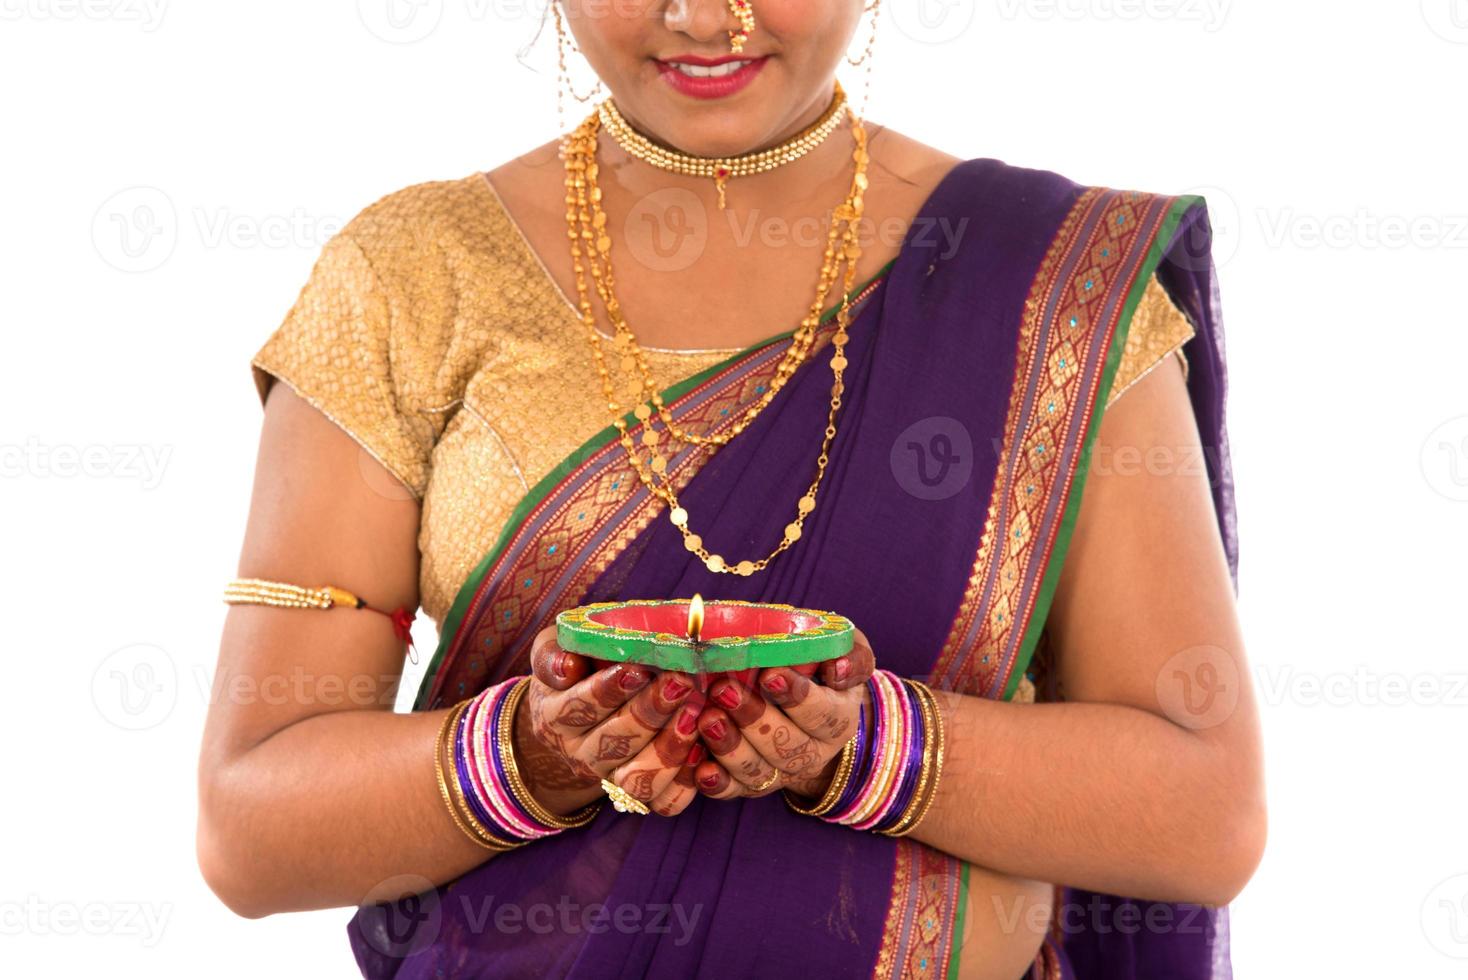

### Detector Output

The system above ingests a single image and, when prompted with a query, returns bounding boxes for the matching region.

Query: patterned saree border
[927,188,1200,701]
[414,268,892,710]
[872,840,964,980]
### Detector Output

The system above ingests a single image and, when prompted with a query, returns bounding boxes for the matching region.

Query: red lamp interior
[588,601,820,640]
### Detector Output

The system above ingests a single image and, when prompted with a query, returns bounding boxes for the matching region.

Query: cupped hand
[522,626,705,817]
[692,629,876,800]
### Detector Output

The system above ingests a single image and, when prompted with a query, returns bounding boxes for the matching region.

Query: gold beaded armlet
[223,578,419,663]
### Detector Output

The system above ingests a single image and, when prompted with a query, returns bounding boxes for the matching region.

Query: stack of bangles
[783,668,946,837]
[435,675,601,851]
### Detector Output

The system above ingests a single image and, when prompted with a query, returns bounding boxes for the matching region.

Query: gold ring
[749,768,782,793]
[601,778,651,816]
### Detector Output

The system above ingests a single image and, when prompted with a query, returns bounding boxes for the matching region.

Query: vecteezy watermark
[619,184,970,275]
[356,0,445,44]
[995,0,1231,31]
[1423,874,1468,959]
[1421,416,1468,502]
[92,186,177,274]
[1258,208,1468,251]
[197,665,402,710]
[0,0,168,31]
[891,417,974,501]
[1154,644,1240,730]
[1256,665,1468,709]
[0,438,172,489]
[889,0,977,44]
[357,879,704,960]
[91,644,177,731]
[992,892,1212,938]
[93,186,346,273]
[1422,0,1468,44]
[0,897,172,946]
[355,0,555,44]
[623,187,708,274]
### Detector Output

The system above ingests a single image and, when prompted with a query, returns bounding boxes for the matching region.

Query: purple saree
[349,158,1236,979]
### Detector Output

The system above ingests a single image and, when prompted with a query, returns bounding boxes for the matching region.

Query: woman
[198,2,1265,977]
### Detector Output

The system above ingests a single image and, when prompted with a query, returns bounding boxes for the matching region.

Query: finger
[712,676,827,781]
[819,628,876,690]
[759,667,862,744]
[538,661,655,737]
[571,671,697,777]
[529,628,592,690]
[610,696,705,803]
[692,758,741,799]
[647,745,703,816]
[698,703,782,794]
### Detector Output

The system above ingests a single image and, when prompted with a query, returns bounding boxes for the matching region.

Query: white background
[2,1,1466,976]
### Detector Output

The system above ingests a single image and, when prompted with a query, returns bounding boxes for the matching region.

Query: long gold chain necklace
[597,81,849,211]
[561,94,871,576]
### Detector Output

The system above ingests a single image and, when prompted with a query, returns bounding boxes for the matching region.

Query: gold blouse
[250,174,1195,626]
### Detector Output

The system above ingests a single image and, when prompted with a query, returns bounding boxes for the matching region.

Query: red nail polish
[763,673,788,695]
[704,719,727,742]
[834,658,851,683]
[664,677,691,700]
[676,705,699,736]
[551,652,568,678]
[713,684,740,710]
[686,743,706,766]
[620,668,647,691]
[699,772,720,789]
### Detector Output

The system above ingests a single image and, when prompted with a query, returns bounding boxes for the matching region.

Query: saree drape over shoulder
[252,159,1235,980]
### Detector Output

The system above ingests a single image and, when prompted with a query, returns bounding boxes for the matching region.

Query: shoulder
[330,172,508,293]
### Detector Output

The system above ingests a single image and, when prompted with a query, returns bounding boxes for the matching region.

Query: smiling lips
[656,54,768,99]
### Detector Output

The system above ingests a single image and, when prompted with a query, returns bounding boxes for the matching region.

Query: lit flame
[687,593,704,643]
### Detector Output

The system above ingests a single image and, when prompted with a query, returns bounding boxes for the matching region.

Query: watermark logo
[624,188,708,273]
[890,0,976,44]
[92,186,177,274]
[357,0,445,43]
[356,875,442,959]
[1174,185,1240,271]
[891,417,974,500]
[1154,644,1239,730]
[1421,416,1468,502]
[1422,0,1468,43]
[1423,874,1468,959]
[91,644,177,731]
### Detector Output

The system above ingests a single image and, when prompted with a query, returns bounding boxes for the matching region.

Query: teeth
[671,60,750,78]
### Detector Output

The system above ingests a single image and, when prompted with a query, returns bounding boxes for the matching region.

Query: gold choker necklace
[597,81,850,210]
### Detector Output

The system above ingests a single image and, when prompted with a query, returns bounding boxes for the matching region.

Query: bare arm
[904,356,1266,906]
[196,384,496,918]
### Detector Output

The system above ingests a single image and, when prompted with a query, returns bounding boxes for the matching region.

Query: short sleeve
[251,230,435,499]
[1106,273,1196,408]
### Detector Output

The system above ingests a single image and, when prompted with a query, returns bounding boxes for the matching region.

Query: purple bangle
[454,701,517,840]
[828,690,874,819]
[852,670,911,831]
[874,679,926,833]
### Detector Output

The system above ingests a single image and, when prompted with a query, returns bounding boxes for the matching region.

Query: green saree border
[945,861,972,980]
[1000,194,1201,701]
[413,257,897,710]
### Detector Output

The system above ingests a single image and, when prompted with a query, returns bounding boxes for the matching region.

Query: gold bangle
[784,731,858,818]
[434,700,518,852]
[497,677,602,830]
